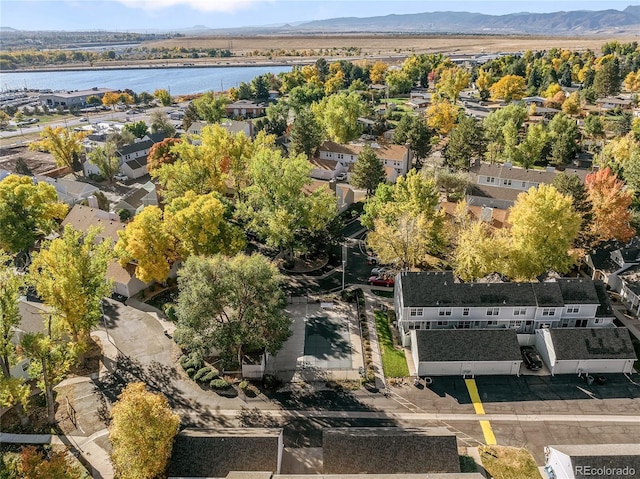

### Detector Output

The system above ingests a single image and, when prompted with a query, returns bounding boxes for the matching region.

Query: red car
[368,275,394,287]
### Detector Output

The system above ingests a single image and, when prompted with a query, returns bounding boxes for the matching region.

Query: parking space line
[465,378,497,445]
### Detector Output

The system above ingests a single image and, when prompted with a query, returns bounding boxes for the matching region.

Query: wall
[554,359,634,375]
[546,448,575,479]
[535,329,556,374]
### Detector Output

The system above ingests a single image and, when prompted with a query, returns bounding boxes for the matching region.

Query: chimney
[87,195,99,208]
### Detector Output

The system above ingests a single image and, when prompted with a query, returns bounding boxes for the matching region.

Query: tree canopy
[349,145,386,196]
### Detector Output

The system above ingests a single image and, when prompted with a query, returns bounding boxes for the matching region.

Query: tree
[443,115,486,170]
[369,61,388,84]
[624,69,640,92]
[508,184,581,280]
[164,191,245,258]
[562,91,581,116]
[153,88,172,106]
[553,172,594,248]
[453,221,508,282]
[102,91,121,110]
[192,92,229,123]
[29,126,88,175]
[115,206,177,284]
[30,225,113,344]
[0,175,68,254]
[585,167,634,244]
[107,129,135,150]
[517,123,548,169]
[289,109,323,159]
[0,110,10,129]
[109,382,180,479]
[489,75,526,101]
[182,102,200,131]
[14,157,32,176]
[240,149,336,259]
[124,120,148,139]
[385,70,414,95]
[436,66,470,101]
[137,91,154,105]
[150,110,175,137]
[256,100,289,137]
[86,95,102,109]
[393,115,434,168]
[174,254,291,365]
[146,137,182,175]
[601,132,640,173]
[483,104,528,163]
[547,113,580,166]
[312,91,367,143]
[350,145,386,196]
[426,99,458,136]
[594,57,621,97]
[584,114,605,140]
[88,143,120,183]
[8,445,86,479]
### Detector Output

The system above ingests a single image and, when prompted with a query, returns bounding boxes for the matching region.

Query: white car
[335,172,347,181]
[114,174,129,182]
[78,117,88,122]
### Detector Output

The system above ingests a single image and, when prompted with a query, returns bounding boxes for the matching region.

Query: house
[412,329,522,377]
[39,87,115,109]
[113,181,158,217]
[545,444,640,479]
[521,96,547,107]
[322,427,460,474]
[225,100,265,119]
[596,97,633,111]
[30,175,100,206]
[534,327,637,375]
[84,136,155,179]
[9,300,54,379]
[394,272,615,344]
[167,428,283,478]
[60,204,148,298]
[314,140,412,183]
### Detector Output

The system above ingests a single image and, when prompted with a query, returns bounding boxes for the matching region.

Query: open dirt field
[0,145,56,175]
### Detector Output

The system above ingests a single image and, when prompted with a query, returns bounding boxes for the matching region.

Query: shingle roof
[117,139,153,156]
[550,444,640,479]
[414,329,522,363]
[322,428,460,474]
[61,204,123,243]
[167,428,282,478]
[593,280,614,318]
[470,163,588,184]
[531,282,565,307]
[125,155,148,170]
[549,328,637,361]
[555,278,600,305]
[320,140,408,161]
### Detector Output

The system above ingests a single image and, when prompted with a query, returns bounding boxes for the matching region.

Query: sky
[1,0,638,31]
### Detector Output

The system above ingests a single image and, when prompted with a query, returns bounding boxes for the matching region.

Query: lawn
[374,310,409,377]
[479,445,540,479]
[370,289,394,298]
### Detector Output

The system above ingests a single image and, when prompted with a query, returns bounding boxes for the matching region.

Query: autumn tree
[29,126,88,175]
[426,99,459,136]
[289,109,324,159]
[585,167,634,244]
[115,206,177,284]
[312,91,367,143]
[146,137,182,175]
[453,221,508,282]
[109,382,180,479]
[507,184,581,280]
[88,143,120,183]
[350,145,386,196]
[562,91,581,116]
[102,91,122,110]
[436,66,470,101]
[30,225,113,344]
[7,446,86,479]
[369,61,388,84]
[153,88,172,106]
[174,254,291,365]
[624,69,640,92]
[489,74,526,101]
[0,175,68,254]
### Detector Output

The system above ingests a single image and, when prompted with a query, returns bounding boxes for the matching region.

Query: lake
[0,65,293,95]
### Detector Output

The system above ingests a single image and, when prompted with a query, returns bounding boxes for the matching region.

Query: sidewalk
[612,305,640,342]
[360,286,388,391]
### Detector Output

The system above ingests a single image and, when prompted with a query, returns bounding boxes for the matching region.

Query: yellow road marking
[465,378,497,445]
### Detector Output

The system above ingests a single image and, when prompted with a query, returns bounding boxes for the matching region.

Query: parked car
[114,173,129,182]
[368,275,395,287]
[520,346,543,371]
[370,266,389,276]
[78,117,88,122]
[335,172,347,181]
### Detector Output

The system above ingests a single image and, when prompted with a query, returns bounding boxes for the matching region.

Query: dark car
[368,275,395,287]
[521,346,543,371]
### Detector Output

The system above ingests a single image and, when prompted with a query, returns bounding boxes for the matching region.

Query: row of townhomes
[395,271,637,377]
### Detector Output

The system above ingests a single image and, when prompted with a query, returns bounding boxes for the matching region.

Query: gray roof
[125,155,148,170]
[117,139,153,156]
[549,444,640,479]
[322,428,460,475]
[414,329,522,363]
[593,280,614,318]
[167,428,282,478]
[470,162,588,184]
[549,328,637,361]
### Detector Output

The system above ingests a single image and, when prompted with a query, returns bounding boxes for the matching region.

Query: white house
[534,327,636,376]
[545,444,640,479]
[411,329,522,377]
[394,272,614,346]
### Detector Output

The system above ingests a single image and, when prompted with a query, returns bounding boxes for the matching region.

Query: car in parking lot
[368,275,395,287]
[520,346,543,370]
[370,266,390,276]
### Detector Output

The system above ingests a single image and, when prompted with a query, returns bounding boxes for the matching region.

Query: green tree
[30,225,113,344]
[350,145,386,196]
[289,109,323,158]
[256,100,289,137]
[192,92,230,123]
[29,126,88,175]
[107,129,135,150]
[594,57,621,97]
[517,123,549,169]
[0,175,68,254]
[86,95,102,109]
[109,382,180,479]
[385,70,414,95]
[182,102,200,131]
[137,91,154,105]
[150,110,175,137]
[547,113,580,166]
[252,74,270,101]
[174,254,292,365]
[153,88,172,106]
[124,120,148,139]
[553,172,594,248]
[483,104,528,163]
[443,115,486,170]
[508,184,581,280]
[88,143,120,183]
[312,91,367,143]
[393,115,434,168]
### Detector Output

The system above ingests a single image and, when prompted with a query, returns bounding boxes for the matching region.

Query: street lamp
[342,242,348,291]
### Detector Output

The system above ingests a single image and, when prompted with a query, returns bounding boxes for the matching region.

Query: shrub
[210,378,230,390]
[238,380,249,390]
[185,367,195,377]
[193,367,211,382]
[180,352,203,371]
[164,303,177,321]
[201,368,220,382]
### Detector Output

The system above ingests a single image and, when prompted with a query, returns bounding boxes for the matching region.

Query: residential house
[534,327,636,375]
[39,87,115,109]
[545,444,640,479]
[322,427,460,474]
[167,429,283,478]
[596,97,633,111]
[411,329,522,377]
[9,300,54,379]
[84,136,155,180]
[394,271,615,344]
[313,140,412,183]
[225,100,265,119]
[61,204,148,298]
[521,96,547,107]
[113,181,158,217]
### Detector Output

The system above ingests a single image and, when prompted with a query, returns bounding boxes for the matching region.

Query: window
[486,307,499,316]
[462,307,470,316]
[487,176,496,184]
[407,323,421,330]
[503,179,512,186]
[436,321,447,327]
[566,306,580,314]
[487,320,498,326]
[439,307,452,316]
[459,321,471,329]
[594,318,603,324]
[409,308,423,317]
[542,308,556,316]
[513,308,527,316]
[576,319,588,328]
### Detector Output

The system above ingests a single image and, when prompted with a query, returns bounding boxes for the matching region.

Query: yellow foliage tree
[453,220,509,282]
[29,126,88,173]
[109,382,180,479]
[475,69,492,92]
[436,66,470,101]
[101,91,121,110]
[542,82,563,99]
[489,75,526,102]
[369,61,388,84]
[624,70,640,92]
[426,99,459,136]
[561,92,581,116]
